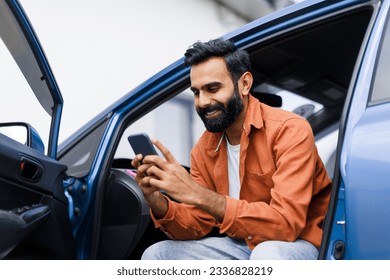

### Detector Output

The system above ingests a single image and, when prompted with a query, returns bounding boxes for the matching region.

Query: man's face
[190,57,243,132]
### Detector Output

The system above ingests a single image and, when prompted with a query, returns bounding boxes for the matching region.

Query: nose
[197,91,211,108]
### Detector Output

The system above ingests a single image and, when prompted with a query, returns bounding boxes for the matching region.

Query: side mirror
[0,122,45,154]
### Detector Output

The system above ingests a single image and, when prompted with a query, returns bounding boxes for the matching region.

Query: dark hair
[184,38,251,84]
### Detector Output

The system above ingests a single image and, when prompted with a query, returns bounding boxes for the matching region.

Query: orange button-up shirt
[152,94,332,250]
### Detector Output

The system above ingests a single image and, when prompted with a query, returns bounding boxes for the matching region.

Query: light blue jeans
[141,236,319,260]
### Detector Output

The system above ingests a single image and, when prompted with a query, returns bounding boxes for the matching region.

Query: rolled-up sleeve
[151,196,217,240]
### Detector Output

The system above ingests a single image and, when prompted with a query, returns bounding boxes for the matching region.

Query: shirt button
[247,235,253,240]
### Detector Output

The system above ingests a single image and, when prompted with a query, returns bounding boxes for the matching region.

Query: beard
[196,87,244,133]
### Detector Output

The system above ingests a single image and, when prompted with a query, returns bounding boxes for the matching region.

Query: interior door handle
[19,156,44,181]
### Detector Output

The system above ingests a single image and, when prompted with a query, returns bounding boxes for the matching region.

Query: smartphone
[128,133,158,159]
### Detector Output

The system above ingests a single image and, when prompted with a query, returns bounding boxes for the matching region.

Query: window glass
[58,119,109,177]
[0,38,51,152]
[115,90,203,167]
[370,16,390,104]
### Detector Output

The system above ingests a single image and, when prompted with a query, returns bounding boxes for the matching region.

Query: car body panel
[337,0,390,259]
[345,103,390,258]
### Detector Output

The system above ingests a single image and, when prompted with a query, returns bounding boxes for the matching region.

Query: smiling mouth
[205,109,222,119]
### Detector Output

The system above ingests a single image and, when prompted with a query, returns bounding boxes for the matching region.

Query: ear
[239,71,253,96]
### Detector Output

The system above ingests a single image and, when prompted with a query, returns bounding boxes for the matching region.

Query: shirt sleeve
[150,196,217,240]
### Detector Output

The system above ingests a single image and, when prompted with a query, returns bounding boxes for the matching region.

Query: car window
[115,90,202,167]
[58,119,109,177]
[0,38,51,151]
[370,14,390,105]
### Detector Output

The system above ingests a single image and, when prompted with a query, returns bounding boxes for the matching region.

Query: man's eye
[208,87,219,93]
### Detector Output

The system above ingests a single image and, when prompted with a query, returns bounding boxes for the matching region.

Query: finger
[134,164,153,187]
[142,154,161,165]
[137,162,153,176]
[143,154,173,173]
[140,176,160,193]
[152,139,178,164]
[131,154,144,168]
[145,165,165,180]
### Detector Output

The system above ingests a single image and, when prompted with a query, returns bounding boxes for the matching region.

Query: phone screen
[128,133,158,157]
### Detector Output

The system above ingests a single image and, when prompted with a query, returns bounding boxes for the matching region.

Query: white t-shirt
[226,138,240,199]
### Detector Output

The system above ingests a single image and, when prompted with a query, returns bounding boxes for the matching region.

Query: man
[131,38,331,260]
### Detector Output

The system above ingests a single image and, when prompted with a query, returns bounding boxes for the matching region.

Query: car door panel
[324,0,390,259]
[344,103,390,259]
[0,133,76,259]
[342,4,390,256]
[0,134,67,202]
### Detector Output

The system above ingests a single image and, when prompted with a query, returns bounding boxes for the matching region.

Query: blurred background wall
[16,0,298,141]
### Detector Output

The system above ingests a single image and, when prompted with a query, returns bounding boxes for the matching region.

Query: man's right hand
[131,154,168,218]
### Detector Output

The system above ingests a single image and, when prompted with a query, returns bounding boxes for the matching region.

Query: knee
[141,240,172,260]
[250,240,319,260]
[250,240,285,260]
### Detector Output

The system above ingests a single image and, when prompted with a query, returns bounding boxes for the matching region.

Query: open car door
[321,0,390,259]
[0,0,75,259]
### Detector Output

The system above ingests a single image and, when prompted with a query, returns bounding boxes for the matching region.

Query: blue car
[1,0,390,260]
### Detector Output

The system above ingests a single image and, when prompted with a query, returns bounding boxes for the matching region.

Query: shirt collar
[212,94,264,153]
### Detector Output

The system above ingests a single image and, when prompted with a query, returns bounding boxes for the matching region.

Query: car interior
[102,6,374,259]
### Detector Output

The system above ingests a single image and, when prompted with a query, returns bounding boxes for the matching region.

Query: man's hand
[131,154,168,218]
[141,139,227,222]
